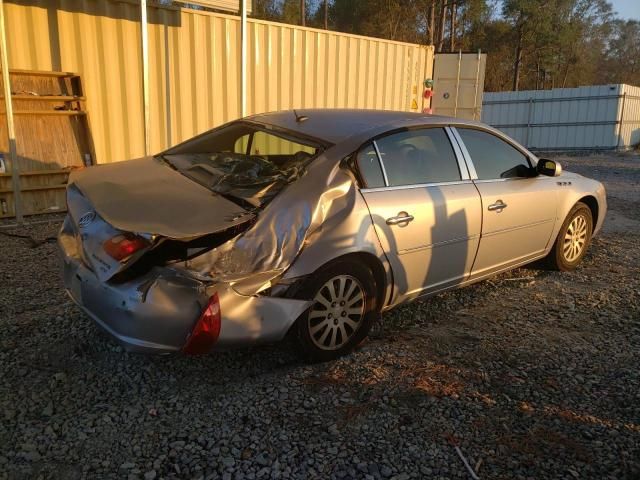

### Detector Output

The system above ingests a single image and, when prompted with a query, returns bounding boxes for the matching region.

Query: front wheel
[292,260,378,362]
[546,202,593,271]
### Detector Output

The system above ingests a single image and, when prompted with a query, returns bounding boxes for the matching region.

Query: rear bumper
[61,244,311,354]
[62,254,206,353]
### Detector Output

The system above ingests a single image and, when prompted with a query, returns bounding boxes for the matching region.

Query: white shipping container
[482,84,640,151]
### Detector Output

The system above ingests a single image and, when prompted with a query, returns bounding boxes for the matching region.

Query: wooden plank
[0,169,74,178]
[74,76,96,164]
[9,69,78,78]
[0,207,67,219]
[2,95,86,101]
[7,110,87,116]
[0,184,67,194]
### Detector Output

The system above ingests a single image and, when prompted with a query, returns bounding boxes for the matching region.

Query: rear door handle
[488,200,507,212]
[386,212,414,225]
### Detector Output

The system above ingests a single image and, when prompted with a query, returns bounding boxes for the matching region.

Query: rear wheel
[293,260,378,362]
[546,202,593,271]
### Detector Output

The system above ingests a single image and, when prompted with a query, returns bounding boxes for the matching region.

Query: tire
[545,202,593,271]
[292,260,379,362]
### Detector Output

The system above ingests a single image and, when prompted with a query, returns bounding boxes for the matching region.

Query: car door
[452,127,558,278]
[357,127,482,304]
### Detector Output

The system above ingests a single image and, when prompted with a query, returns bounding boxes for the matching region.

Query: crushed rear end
[59,156,311,354]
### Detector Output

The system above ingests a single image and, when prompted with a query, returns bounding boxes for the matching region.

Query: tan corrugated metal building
[4,0,438,164]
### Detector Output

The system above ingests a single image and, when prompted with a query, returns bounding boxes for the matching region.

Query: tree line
[250,0,640,92]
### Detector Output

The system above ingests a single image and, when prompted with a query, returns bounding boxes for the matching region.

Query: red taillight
[183,293,221,355]
[103,234,149,261]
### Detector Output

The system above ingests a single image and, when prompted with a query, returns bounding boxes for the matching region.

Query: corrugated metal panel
[244,21,432,113]
[5,1,434,163]
[482,84,640,151]
[431,52,486,120]
[620,84,640,148]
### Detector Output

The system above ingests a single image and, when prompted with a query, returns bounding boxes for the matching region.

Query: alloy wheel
[308,275,365,351]
[563,214,588,262]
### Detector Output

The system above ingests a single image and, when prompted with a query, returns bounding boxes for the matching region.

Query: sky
[609,0,639,20]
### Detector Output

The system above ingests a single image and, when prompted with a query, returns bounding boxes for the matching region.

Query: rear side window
[374,128,461,187]
[457,128,531,180]
[356,143,386,188]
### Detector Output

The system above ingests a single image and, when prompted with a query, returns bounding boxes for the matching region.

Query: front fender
[546,173,607,253]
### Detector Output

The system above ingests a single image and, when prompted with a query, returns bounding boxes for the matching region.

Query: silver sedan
[59,110,607,361]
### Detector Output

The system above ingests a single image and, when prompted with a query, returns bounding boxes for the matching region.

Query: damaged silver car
[59,109,607,361]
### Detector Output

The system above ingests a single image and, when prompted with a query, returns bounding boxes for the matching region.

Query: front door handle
[488,200,507,212]
[386,212,414,225]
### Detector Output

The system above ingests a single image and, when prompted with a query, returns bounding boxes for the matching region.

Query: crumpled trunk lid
[68,156,255,239]
[64,157,256,282]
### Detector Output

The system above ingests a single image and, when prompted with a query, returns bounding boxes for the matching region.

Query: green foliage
[601,20,640,85]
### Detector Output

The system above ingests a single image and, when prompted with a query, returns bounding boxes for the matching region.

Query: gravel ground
[1,153,639,480]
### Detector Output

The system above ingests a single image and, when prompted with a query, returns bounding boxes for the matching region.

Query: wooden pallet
[0,69,96,218]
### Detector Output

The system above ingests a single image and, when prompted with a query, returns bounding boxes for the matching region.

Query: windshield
[160,122,322,208]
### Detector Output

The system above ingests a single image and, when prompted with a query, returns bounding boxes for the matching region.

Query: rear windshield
[159,122,322,208]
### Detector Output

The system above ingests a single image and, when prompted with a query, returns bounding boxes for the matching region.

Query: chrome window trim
[451,123,535,160]
[449,126,478,180]
[473,176,536,184]
[360,179,474,194]
[444,126,471,180]
[371,140,390,187]
[452,125,540,182]
[371,126,465,189]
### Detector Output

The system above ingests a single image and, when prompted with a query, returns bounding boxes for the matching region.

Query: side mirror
[537,158,562,177]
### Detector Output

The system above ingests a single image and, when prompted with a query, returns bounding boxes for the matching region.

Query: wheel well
[310,252,388,310]
[578,195,599,227]
[349,253,388,309]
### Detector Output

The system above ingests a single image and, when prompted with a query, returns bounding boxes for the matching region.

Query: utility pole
[141,0,150,156]
[0,0,22,222]
[324,0,328,30]
[513,30,522,91]
[437,1,448,52]
[300,0,305,26]
[428,0,435,45]
[449,0,456,52]
[240,0,247,116]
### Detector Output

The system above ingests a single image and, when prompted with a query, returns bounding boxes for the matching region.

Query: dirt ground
[0,152,638,480]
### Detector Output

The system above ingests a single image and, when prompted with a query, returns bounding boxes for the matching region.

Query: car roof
[246,109,482,144]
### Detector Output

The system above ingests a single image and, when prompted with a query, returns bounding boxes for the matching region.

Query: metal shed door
[431,51,486,120]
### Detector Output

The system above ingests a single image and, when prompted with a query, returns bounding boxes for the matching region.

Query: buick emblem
[78,211,96,228]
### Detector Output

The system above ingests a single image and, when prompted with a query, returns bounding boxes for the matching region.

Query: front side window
[373,128,461,187]
[456,128,532,180]
[160,123,321,208]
